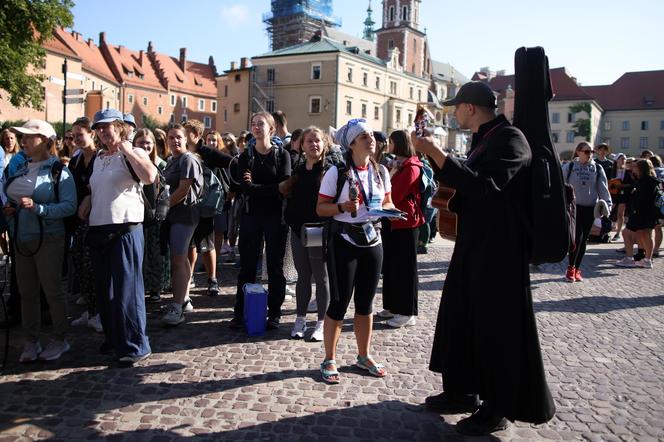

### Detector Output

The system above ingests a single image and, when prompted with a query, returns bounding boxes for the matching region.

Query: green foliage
[51,121,72,136]
[141,114,167,132]
[0,0,75,109]
[1,120,27,130]
[559,150,575,161]
[569,102,592,141]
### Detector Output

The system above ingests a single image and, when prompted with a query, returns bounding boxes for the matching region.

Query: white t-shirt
[319,163,391,223]
[6,160,45,203]
[89,148,147,226]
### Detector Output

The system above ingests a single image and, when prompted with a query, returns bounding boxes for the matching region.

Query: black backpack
[513,47,573,264]
[124,156,170,226]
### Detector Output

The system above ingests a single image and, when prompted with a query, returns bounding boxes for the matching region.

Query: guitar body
[608,178,622,195]
[431,184,458,242]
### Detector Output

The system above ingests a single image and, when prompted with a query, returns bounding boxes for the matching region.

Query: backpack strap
[333,164,348,203]
[123,154,141,183]
[565,162,574,182]
[50,160,64,203]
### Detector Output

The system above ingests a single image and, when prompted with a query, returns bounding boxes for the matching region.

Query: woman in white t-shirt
[79,108,157,366]
[316,118,395,384]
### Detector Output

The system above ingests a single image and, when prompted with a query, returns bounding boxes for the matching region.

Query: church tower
[375,0,431,78]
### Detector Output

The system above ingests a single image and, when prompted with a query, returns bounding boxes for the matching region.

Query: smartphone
[414,105,435,137]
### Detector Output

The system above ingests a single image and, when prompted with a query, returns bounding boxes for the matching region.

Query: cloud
[221,4,251,27]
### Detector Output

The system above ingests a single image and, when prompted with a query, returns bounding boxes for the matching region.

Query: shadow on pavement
[534,295,664,313]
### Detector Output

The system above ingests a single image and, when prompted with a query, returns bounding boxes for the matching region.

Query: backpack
[124,155,170,225]
[198,165,225,218]
[654,181,664,217]
[418,161,438,208]
[513,46,573,264]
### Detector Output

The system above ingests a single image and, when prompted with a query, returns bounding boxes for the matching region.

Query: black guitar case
[513,47,573,264]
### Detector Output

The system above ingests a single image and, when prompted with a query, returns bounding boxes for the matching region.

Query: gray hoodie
[563,159,612,209]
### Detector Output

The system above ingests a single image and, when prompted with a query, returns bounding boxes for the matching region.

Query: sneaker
[456,404,510,436]
[574,268,583,282]
[146,292,162,304]
[616,257,637,267]
[207,278,219,296]
[285,285,295,300]
[425,392,480,414]
[611,233,621,242]
[266,316,281,330]
[417,245,428,254]
[309,320,324,342]
[118,352,151,366]
[39,339,70,361]
[161,303,184,326]
[19,341,42,363]
[71,311,89,326]
[183,298,194,312]
[220,244,232,255]
[75,295,87,305]
[636,258,653,269]
[307,299,318,313]
[387,314,417,328]
[290,316,307,339]
[565,265,576,282]
[189,279,196,289]
[376,309,394,319]
[87,314,103,333]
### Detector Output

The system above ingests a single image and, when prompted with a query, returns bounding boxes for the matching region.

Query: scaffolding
[263,0,342,50]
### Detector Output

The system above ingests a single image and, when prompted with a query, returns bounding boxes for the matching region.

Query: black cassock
[429,115,555,424]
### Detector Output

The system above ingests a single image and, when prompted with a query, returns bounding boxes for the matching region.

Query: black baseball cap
[443,81,497,108]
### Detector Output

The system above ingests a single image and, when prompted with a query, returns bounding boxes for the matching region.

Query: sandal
[356,355,386,377]
[320,359,340,384]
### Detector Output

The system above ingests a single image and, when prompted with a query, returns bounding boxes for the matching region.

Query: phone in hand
[414,105,435,137]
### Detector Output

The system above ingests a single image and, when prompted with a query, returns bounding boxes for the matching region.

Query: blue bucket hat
[92,108,124,129]
[123,112,136,128]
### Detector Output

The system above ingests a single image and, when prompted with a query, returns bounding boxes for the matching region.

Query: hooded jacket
[563,158,612,209]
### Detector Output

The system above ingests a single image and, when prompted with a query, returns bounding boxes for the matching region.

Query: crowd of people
[1,87,662,434]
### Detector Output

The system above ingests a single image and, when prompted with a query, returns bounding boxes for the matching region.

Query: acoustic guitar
[608,178,622,195]
[425,155,458,242]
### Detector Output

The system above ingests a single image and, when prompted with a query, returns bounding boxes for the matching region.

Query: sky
[70,0,663,86]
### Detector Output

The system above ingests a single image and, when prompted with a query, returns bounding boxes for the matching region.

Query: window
[659,137,664,148]
[418,89,422,102]
[641,121,649,130]
[211,101,217,112]
[181,114,188,123]
[603,120,611,131]
[347,67,353,82]
[389,6,395,21]
[622,121,630,131]
[566,131,575,143]
[128,93,134,104]
[408,113,413,126]
[224,85,228,97]
[142,96,148,106]
[375,77,380,90]
[389,81,397,95]
[551,113,560,124]
[363,72,368,86]
[223,109,228,122]
[567,113,575,123]
[170,94,176,106]
[233,103,240,113]
[309,96,321,114]
[182,96,188,108]
[361,103,367,118]
[169,114,175,124]
[388,39,394,50]
[409,87,414,99]
[402,5,409,20]
[266,99,275,113]
[198,99,205,111]
[620,137,630,149]
[660,120,664,130]
[157,106,163,115]
[395,109,401,124]
[552,132,559,143]
[346,100,352,115]
[311,64,321,80]
[640,137,648,148]
[374,106,380,120]
[234,74,241,82]
[203,116,211,128]
[267,68,275,83]
[91,80,96,90]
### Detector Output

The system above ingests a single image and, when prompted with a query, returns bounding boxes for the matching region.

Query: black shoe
[417,245,428,254]
[229,317,244,330]
[146,291,162,304]
[634,249,645,261]
[266,316,281,330]
[207,278,219,296]
[424,392,480,414]
[99,341,114,355]
[456,404,510,436]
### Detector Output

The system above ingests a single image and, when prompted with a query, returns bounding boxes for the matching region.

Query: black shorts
[191,216,215,253]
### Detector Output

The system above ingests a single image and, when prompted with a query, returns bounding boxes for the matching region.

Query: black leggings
[569,205,595,267]
[326,234,383,321]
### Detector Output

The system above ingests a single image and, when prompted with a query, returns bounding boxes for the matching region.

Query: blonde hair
[1,128,19,154]
[183,119,204,138]
[251,112,276,137]
[133,128,157,162]
[300,126,329,161]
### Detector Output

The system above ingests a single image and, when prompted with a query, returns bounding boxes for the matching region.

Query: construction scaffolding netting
[263,0,342,27]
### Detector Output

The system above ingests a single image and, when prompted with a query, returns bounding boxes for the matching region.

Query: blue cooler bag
[243,283,267,336]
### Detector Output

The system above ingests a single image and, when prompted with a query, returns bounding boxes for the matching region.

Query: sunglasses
[581,150,594,154]
[65,136,74,140]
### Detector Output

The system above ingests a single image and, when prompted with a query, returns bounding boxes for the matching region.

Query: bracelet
[337,203,344,214]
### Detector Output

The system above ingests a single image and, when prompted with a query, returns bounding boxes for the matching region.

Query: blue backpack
[419,161,437,207]
[198,166,225,217]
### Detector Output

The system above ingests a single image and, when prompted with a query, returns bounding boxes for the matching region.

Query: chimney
[138,50,144,66]
[240,57,248,69]
[87,38,94,47]
[147,41,154,54]
[179,48,187,71]
[99,31,106,46]
[209,56,218,76]
[230,61,237,71]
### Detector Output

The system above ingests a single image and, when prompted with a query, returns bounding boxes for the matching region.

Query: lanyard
[352,165,373,210]
[465,121,508,166]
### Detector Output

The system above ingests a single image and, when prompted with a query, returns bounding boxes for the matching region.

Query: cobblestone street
[1,239,662,441]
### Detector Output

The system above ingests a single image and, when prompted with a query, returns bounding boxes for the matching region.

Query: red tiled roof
[54,28,118,84]
[583,70,664,111]
[151,52,217,97]
[103,41,166,91]
[481,67,594,102]
[43,34,80,59]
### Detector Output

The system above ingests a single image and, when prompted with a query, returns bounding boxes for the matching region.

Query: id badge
[369,195,382,210]
[363,222,377,243]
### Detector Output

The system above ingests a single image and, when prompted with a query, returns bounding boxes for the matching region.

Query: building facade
[216,59,253,135]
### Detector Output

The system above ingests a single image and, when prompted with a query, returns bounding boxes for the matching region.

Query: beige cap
[11,119,57,140]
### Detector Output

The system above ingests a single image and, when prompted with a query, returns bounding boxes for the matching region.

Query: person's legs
[352,243,383,366]
[91,240,113,349]
[637,228,654,259]
[653,224,662,255]
[264,216,288,319]
[290,233,313,317]
[623,229,636,257]
[169,223,196,305]
[386,228,419,316]
[573,206,595,268]
[308,243,330,321]
[33,236,68,340]
[14,242,43,343]
[234,215,263,320]
[614,203,626,238]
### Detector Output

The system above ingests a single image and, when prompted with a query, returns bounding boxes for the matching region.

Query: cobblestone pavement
[0,239,662,441]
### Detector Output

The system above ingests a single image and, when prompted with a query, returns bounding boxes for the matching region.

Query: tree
[569,102,591,142]
[0,0,74,109]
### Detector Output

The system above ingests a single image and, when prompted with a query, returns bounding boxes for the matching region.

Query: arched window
[389,6,395,21]
[402,6,409,21]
